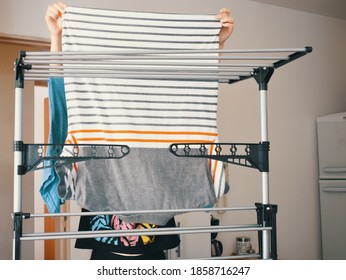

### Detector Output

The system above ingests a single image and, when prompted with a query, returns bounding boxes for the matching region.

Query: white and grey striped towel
[58,6,229,224]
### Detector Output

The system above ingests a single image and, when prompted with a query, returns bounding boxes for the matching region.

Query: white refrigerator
[317,112,346,260]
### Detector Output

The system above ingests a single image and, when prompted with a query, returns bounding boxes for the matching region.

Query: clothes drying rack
[12,46,312,260]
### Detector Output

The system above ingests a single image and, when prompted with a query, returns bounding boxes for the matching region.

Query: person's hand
[45,2,66,36]
[216,8,235,49]
[45,2,66,51]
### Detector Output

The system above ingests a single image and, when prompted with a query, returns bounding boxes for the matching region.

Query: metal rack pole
[13,52,27,260]
[253,66,274,259]
[261,90,270,259]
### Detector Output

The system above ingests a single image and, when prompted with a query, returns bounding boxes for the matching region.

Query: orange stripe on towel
[68,129,218,137]
[75,138,216,144]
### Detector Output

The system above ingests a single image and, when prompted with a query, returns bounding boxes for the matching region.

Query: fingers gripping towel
[58,6,229,224]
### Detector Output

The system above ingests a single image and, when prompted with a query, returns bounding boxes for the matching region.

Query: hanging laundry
[54,6,229,224]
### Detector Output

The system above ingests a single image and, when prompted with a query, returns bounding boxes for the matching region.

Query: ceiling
[250,0,346,20]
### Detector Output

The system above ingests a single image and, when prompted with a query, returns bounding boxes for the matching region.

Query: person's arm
[216,8,235,49]
[45,2,66,51]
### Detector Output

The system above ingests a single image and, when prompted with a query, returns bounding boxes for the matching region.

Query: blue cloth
[39,77,67,213]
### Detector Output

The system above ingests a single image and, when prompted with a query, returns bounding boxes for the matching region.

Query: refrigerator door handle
[322,167,346,173]
[322,186,346,193]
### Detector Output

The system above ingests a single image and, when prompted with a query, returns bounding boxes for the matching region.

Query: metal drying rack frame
[12,46,312,260]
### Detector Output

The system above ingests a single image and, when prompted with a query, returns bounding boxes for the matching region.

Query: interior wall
[0,0,345,260]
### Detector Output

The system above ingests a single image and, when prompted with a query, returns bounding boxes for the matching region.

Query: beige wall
[0,0,345,260]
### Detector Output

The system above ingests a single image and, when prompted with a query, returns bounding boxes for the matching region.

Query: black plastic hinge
[13,212,23,231]
[252,67,274,91]
[15,51,31,89]
[13,141,24,152]
[13,141,27,175]
[17,166,27,175]
[255,203,278,227]
[257,141,270,172]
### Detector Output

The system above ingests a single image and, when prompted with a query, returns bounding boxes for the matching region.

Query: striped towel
[58,6,229,224]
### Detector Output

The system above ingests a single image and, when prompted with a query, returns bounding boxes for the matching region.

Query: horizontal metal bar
[21,224,272,241]
[29,70,252,77]
[26,71,249,80]
[25,47,309,57]
[198,254,261,260]
[24,77,237,83]
[24,73,241,80]
[31,65,252,73]
[27,206,257,218]
[26,55,288,61]
[23,56,281,65]
[27,69,248,75]
[31,64,252,71]
[25,59,274,68]
[26,65,252,74]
